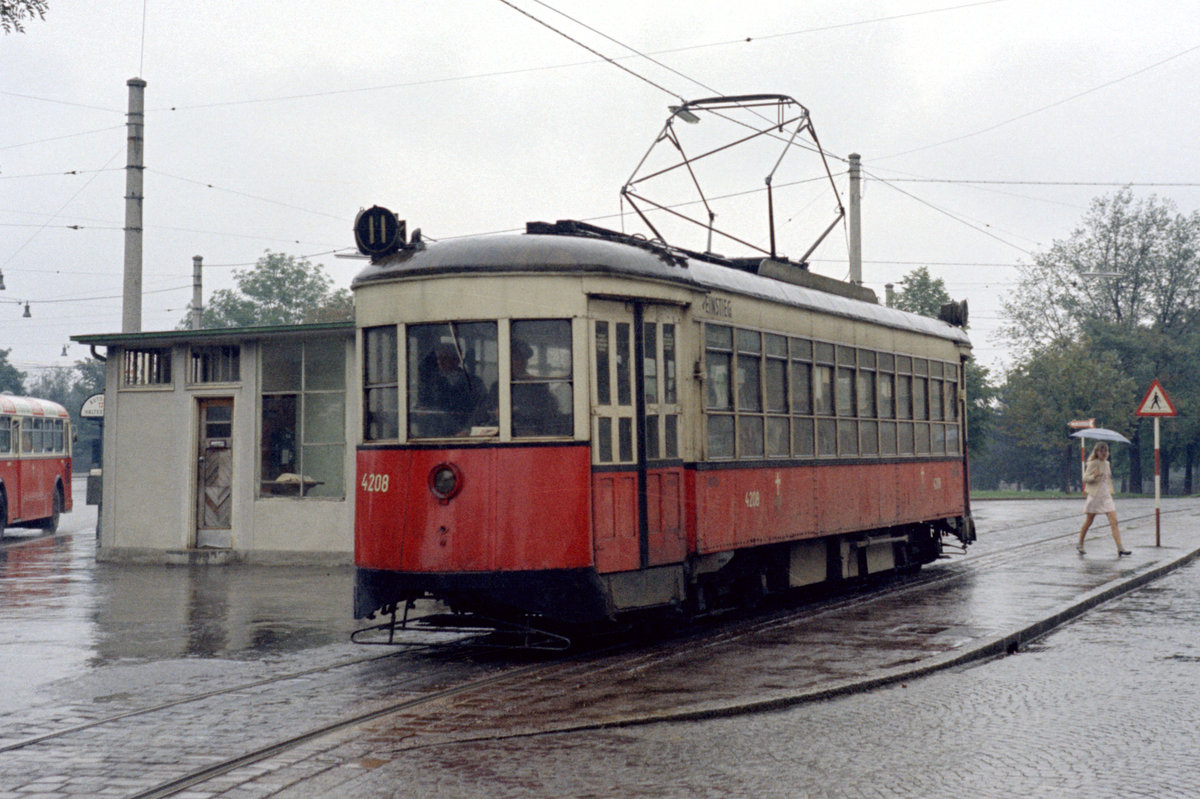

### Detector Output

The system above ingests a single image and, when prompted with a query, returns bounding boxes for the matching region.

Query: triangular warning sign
[1136,379,1177,417]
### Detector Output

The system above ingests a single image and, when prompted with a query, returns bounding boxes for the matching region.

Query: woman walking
[1077,441,1131,556]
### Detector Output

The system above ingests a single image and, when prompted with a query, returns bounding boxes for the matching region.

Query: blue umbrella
[1070,428,1131,444]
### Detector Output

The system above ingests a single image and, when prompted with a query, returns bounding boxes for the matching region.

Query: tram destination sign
[354,205,405,258]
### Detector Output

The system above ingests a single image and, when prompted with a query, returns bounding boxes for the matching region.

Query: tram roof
[353,226,971,346]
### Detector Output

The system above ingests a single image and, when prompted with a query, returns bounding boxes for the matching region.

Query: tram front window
[510,319,572,437]
[408,322,498,438]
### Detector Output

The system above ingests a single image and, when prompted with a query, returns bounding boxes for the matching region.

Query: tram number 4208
[361,473,390,493]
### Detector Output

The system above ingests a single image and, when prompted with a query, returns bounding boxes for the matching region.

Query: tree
[996,343,1137,491]
[892,266,950,317]
[1001,189,1200,355]
[0,348,25,393]
[1,0,47,33]
[1000,189,1200,491]
[183,251,353,329]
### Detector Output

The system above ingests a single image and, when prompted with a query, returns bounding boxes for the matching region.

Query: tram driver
[416,343,488,437]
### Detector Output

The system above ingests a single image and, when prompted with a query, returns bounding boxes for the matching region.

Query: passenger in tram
[510,339,571,437]
[417,343,487,436]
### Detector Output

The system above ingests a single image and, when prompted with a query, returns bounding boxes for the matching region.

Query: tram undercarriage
[352,517,973,650]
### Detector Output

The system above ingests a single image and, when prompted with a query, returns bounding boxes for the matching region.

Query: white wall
[97,334,356,564]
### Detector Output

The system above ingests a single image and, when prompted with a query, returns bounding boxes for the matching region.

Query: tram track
[7,503,1197,797]
[116,508,1169,797]
[0,642,456,754]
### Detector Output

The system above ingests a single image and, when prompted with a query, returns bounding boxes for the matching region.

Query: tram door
[195,398,233,549]
[590,300,685,572]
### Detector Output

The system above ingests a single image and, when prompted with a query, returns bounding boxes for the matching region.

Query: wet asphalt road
[3,483,1200,797]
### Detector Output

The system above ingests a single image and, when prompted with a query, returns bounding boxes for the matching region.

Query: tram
[0,395,72,534]
[351,215,974,641]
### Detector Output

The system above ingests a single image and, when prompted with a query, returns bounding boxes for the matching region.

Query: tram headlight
[429,463,462,503]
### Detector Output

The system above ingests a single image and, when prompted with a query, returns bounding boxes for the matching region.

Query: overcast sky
[3,0,1198,379]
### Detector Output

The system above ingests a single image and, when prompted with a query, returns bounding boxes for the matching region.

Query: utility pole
[122,78,146,333]
[848,153,862,286]
[191,256,204,330]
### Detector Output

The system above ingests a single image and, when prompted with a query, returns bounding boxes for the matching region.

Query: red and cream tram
[352,218,973,636]
[0,395,72,535]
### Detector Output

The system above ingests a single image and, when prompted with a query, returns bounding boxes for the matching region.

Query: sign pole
[1155,416,1161,547]
[1135,379,1175,548]
[1067,419,1095,494]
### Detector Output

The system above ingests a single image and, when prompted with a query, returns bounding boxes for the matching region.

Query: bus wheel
[0,490,7,537]
[40,487,61,533]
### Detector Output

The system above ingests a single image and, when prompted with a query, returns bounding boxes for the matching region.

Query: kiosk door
[196,398,233,548]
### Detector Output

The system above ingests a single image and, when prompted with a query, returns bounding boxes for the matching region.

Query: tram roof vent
[526,220,688,266]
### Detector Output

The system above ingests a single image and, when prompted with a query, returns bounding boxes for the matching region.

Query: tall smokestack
[122,78,146,333]
[848,153,862,286]
[191,255,203,330]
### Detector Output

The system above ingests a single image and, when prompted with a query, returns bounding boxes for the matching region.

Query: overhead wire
[139,1,1008,113]
[1,125,125,151]
[148,169,351,221]
[878,41,1200,160]
[863,167,1035,255]
[1,149,123,270]
[493,0,683,101]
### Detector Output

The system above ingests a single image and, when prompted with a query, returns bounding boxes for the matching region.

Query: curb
[521,543,1200,737]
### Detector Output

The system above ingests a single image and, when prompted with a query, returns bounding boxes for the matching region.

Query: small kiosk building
[72,322,356,564]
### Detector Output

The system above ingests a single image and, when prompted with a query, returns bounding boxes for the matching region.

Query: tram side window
[814,342,836,456]
[0,417,9,454]
[363,326,399,441]
[408,322,497,438]
[511,319,572,437]
[735,329,763,458]
[704,325,734,458]
[875,352,895,454]
[764,334,789,457]
[858,350,877,455]
[790,338,814,457]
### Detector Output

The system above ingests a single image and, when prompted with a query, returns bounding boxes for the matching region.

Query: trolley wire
[878,41,1200,161]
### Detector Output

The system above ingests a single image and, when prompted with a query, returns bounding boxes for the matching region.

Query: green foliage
[999,343,1136,490]
[963,360,996,455]
[1002,189,1200,355]
[892,266,951,319]
[0,348,25,394]
[996,189,1200,492]
[1,0,47,33]
[184,251,353,329]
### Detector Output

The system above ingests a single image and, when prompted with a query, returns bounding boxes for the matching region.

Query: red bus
[0,395,73,535]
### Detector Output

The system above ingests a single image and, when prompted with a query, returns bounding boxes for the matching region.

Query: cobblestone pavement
[323,558,1200,799]
[2,493,1199,798]
[177,498,1200,798]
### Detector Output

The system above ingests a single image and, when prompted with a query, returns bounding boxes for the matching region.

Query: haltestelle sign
[80,393,104,419]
